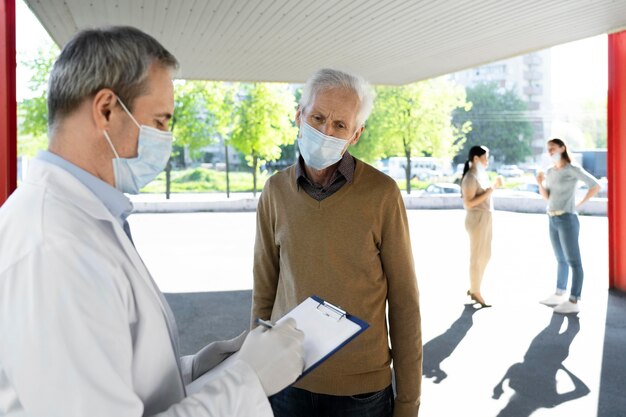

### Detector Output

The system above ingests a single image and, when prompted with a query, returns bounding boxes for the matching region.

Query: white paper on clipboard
[276,295,369,375]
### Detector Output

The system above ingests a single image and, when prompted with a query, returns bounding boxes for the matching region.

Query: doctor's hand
[238,318,305,396]
[192,330,248,380]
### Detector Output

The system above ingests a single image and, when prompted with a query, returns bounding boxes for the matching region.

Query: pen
[256,318,275,329]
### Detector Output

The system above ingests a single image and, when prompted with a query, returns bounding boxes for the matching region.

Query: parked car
[497,164,524,177]
[385,156,450,180]
[421,183,461,195]
[515,182,540,194]
[577,177,608,198]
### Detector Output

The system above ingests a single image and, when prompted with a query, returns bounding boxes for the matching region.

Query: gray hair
[299,68,375,128]
[48,26,179,128]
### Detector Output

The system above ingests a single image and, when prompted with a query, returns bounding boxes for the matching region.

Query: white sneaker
[553,300,580,314]
[539,293,566,307]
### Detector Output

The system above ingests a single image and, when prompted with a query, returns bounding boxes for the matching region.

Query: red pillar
[0,0,17,206]
[608,31,626,291]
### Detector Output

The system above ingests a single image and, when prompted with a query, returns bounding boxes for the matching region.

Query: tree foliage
[230,83,297,195]
[18,45,59,157]
[453,82,533,164]
[579,98,607,148]
[172,81,237,161]
[352,77,469,193]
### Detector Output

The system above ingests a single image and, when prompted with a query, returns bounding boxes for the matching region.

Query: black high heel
[467,290,491,308]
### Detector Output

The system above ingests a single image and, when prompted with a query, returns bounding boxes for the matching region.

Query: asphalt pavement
[129,209,624,417]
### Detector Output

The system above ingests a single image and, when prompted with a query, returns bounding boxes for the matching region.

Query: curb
[131,194,608,216]
[131,198,260,213]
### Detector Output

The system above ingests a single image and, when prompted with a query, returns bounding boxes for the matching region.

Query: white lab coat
[0,159,272,417]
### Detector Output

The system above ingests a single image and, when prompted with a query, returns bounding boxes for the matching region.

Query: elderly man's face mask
[297,120,357,170]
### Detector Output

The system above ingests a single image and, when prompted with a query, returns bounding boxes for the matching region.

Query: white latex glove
[238,317,305,396]
[192,330,248,380]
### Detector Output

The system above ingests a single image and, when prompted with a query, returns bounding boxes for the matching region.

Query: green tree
[271,87,302,171]
[172,81,237,160]
[18,45,59,157]
[230,83,297,196]
[579,98,607,148]
[166,81,237,196]
[453,82,533,164]
[352,77,469,194]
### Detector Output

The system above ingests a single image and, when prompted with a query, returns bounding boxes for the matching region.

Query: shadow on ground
[492,313,589,417]
[597,289,626,417]
[423,304,478,383]
[166,289,625,416]
[165,290,252,355]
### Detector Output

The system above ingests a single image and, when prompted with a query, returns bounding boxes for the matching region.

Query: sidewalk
[129,209,623,416]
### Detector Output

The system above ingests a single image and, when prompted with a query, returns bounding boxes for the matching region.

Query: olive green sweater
[252,159,422,417]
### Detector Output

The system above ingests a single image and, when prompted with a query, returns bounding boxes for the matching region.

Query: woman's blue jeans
[269,385,394,417]
[549,213,583,300]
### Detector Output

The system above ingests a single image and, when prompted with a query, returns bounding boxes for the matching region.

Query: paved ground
[129,210,625,417]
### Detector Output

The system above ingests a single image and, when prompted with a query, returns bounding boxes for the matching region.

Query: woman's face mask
[103,97,173,194]
[297,120,357,170]
[473,154,488,174]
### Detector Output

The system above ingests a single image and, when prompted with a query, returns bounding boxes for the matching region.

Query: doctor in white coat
[0,26,304,417]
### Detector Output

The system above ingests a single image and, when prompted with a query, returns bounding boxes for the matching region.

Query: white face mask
[471,158,487,176]
[550,152,562,163]
[297,120,355,170]
[103,97,173,194]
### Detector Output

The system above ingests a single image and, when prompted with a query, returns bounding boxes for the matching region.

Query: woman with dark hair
[537,138,601,314]
[461,145,502,307]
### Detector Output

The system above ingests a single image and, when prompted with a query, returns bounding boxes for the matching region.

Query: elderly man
[0,26,304,417]
[252,68,422,417]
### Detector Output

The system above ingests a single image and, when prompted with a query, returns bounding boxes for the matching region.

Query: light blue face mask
[297,120,355,170]
[103,98,173,194]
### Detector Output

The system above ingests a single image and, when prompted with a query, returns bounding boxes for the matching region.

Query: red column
[608,32,626,291]
[0,0,17,206]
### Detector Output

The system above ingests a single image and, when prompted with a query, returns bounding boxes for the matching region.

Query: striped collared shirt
[296,152,355,201]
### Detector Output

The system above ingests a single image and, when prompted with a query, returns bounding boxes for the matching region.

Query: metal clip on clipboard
[316,300,346,321]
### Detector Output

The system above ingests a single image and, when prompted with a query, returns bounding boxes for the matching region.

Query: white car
[497,164,524,177]
[421,183,461,195]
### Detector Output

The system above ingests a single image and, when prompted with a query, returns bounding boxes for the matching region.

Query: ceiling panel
[23,0,626,84]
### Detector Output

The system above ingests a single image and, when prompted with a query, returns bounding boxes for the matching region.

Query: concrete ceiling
[23,0,626,85]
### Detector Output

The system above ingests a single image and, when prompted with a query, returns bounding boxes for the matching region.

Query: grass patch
[138,167,535,195]
[395,178,430,191]
[141,167,270,193]
[494,173,536,189]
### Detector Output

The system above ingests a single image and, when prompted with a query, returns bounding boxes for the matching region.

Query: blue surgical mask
[103,98,173,194]
[297,120,354,170]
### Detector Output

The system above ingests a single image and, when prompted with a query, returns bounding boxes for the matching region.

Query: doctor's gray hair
[299,68,375,128]
[48,26,178,129]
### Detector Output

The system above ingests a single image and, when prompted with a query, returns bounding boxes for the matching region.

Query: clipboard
[277,295,369,376]
[187,296,369,396]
